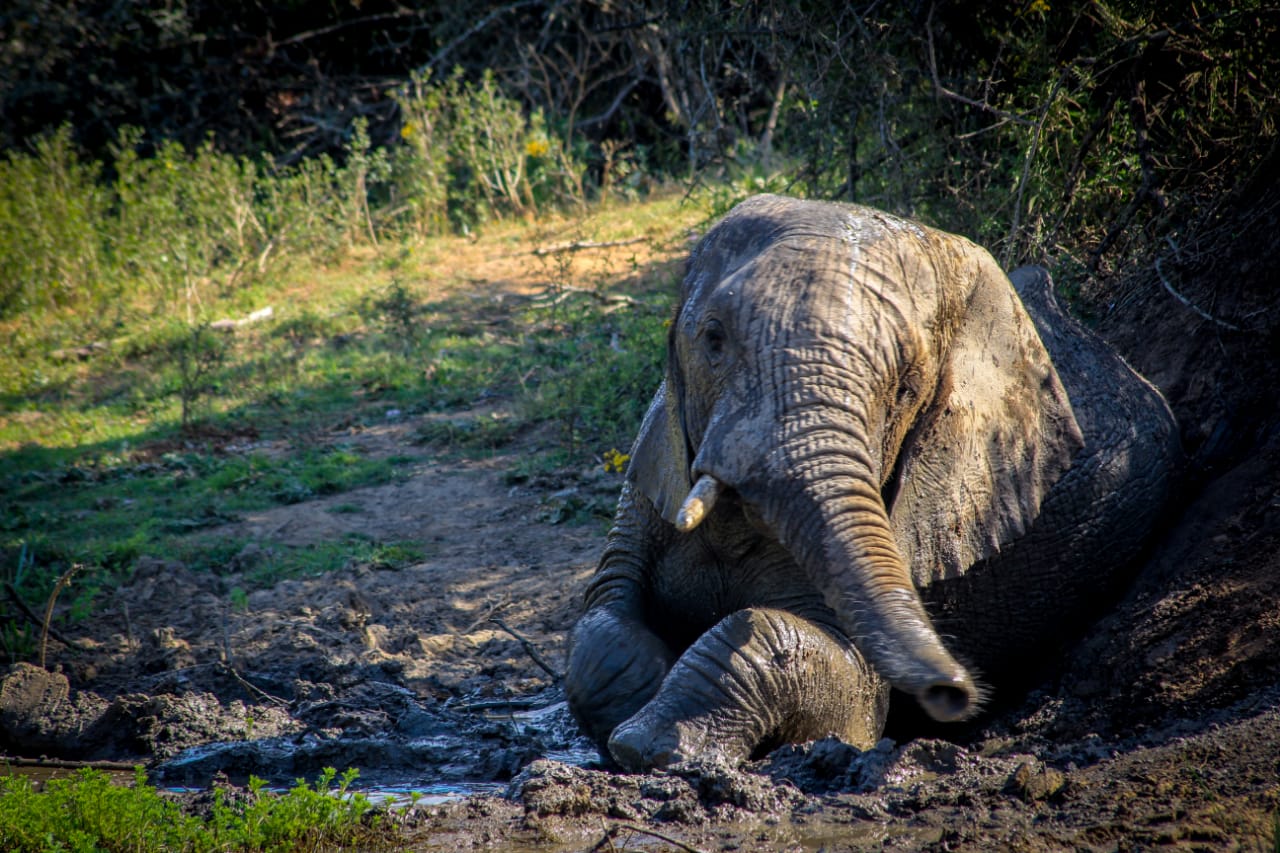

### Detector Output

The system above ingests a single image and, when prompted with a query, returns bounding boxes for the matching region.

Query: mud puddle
[149,690,594,791]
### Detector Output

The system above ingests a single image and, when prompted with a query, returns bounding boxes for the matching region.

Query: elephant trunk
[740,441,979,722]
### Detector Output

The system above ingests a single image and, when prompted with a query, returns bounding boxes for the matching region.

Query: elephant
[564,194,1180,771]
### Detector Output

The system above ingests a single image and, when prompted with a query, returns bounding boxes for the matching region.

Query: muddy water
[1,762,139,790]
[149,694,596,795]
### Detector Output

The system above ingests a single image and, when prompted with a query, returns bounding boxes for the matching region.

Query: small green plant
[171,321,229,430]
[372,279,421,353]
[0,766,395,852]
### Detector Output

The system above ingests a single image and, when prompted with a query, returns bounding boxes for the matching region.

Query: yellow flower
[400,122,416,141]
[602,448,630,474]
[1028,0,1050,12]
[525,137,550,158]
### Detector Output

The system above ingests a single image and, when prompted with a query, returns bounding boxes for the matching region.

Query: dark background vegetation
[5,0,1276,266]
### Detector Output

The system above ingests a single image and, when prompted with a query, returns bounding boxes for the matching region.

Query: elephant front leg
[565,607,675,751]
[607,608,889,771]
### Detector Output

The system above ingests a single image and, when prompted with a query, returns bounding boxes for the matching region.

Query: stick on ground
[490,617,563,682]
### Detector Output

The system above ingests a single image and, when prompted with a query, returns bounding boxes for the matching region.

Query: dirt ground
[4,195,1280,851]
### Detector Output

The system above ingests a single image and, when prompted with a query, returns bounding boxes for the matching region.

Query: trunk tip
[917,674,982,722]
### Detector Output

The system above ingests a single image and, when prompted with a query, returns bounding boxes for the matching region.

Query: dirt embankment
[3,193,1280,850]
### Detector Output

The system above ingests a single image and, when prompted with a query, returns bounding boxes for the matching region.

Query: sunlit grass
[0,766,401,852]
[0,190,704,660]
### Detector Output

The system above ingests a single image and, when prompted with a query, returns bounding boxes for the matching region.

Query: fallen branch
[210,306,274,332]
[530,285,642,309]
[533,236,648,256]
[1155,239,1241,332]
[0,755,139,772]
[459,594,511,635]
[490,617,562,682]
[590,822,709,853]
[218,662,290,708]
[4,583,87,653]
[218,602,289,707]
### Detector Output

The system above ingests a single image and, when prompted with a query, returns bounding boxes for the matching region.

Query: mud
[4,196,1280,849]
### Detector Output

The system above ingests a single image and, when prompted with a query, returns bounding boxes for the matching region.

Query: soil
[4,195,1280,851]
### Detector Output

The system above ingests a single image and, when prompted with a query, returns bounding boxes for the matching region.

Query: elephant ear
[626,377,693,526]
[889,249,1084,587]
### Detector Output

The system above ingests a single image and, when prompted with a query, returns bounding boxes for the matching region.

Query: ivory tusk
[675,474,723,533]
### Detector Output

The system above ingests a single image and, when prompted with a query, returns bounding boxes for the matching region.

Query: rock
[0,663,70,739]
[1009,759,1067,801]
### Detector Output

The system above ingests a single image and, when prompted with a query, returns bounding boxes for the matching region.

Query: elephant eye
[702,318,728,361]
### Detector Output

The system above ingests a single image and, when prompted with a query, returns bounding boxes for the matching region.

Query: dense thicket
[3,1,1276,277]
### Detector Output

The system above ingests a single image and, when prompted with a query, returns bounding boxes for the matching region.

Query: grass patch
[0,190,703,663]
[0,441,417,652]
[0,766,401,852]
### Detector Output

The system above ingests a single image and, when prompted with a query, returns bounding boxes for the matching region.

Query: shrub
[392,69,585,233]
[0,126,109,316]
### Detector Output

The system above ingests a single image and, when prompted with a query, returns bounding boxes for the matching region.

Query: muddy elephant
[565,194,1180,771]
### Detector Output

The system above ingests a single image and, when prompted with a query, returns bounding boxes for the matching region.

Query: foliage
[393,69,585,232]
[0,127,107,316]
[0,766,394,852]
[519,286,671,459]
[110,127,268,322]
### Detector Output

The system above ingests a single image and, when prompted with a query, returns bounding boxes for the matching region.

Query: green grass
[0,766,402,852]
[0,190,700,664]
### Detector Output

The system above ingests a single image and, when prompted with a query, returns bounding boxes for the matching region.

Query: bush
[392,69,585,233]
[0,127,108,316]
[111,128,268,322]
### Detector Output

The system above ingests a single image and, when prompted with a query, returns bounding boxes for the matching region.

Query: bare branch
[420,0,547,75]
[1005,71,1068,268]
[925,6,1035,127]
[40,564,81,668]
[533,236,648,256]
[1155,239,1241,331]
[274,11,428,49]
[5,582,88,654]
[591,823,710,853]
[490,617,562,682]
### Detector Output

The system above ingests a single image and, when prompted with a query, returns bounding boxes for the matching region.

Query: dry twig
[1155,238,1241,332]
[533,236,648,256]
[490,617,563,682]
[4,583,87,654]
[39,565,81,668]
[218,663,290,707]
[590,822,709,853]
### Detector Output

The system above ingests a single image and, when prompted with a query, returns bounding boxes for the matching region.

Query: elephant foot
[564,608,674,751]
[606,608,889,771]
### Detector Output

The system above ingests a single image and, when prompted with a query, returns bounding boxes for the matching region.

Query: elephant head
[627,195,1082,722]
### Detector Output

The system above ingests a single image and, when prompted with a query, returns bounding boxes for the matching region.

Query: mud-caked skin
[564,195,1180,771]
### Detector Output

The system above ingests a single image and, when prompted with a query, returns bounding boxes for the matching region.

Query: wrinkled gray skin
[565,195,1180,771]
